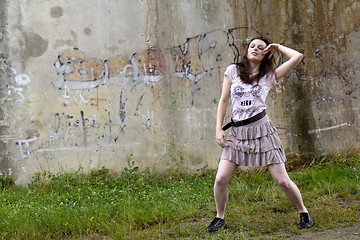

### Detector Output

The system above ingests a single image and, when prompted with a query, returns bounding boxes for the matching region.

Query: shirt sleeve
[224,64,236,82]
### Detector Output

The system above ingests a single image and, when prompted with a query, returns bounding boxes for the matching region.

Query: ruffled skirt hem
[220,116,287,167]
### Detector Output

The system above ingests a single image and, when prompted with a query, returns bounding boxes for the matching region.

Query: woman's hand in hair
[273,44,303,80]
[263,43,279,59]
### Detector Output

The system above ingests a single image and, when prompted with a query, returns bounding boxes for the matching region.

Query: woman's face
[247,39,267,62]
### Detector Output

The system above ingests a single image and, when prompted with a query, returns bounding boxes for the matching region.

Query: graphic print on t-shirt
[233,84,262,117]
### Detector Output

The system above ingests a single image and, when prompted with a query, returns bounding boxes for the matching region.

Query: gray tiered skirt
[220,115,287,167]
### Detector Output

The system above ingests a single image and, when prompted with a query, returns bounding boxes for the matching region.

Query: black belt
[222,110,266,131]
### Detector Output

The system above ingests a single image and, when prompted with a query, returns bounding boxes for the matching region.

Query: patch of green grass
[0,153,359,239]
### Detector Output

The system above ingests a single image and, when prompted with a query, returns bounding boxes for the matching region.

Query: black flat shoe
[300,212,314,228]
[207,217,225,232]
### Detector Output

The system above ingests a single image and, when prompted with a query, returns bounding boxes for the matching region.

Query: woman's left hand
[263,43,279,59]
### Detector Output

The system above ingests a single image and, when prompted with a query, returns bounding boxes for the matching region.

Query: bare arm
[263,43,303,81]
[216,76,231,148]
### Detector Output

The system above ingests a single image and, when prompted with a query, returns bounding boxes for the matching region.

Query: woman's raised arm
[263,43,303,81]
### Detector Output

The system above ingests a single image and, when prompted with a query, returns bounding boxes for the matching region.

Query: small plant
[89,166,112,184]
[124,154,139,174]
[0,156,14,189]
[0,175,14,188]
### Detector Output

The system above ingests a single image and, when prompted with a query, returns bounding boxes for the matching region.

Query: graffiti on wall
[9,27,273,160]
[5,67,32,103]
[12,28,255,158]
[14,27,286,159]
[54,28,260,90]
[9,24,357,163]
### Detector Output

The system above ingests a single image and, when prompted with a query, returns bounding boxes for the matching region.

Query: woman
[207,37,314,232]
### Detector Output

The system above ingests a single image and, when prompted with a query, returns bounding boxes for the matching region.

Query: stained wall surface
[0,0,359,184]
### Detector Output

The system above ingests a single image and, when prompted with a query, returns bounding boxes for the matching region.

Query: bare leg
[268,163,308,213]
[214,160,238,219]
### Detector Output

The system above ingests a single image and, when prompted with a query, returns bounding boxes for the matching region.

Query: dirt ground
[287,221,360,240]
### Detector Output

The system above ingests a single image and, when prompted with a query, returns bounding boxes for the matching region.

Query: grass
[0,154,359,239]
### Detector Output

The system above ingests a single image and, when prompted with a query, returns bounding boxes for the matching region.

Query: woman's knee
[214,160,237,187]
[215,174,231,187]
[275,178,291,190]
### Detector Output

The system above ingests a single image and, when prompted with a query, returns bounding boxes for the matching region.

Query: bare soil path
[287,221,360,240]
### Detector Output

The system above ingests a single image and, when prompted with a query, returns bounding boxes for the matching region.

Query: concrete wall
[0,0,359,184]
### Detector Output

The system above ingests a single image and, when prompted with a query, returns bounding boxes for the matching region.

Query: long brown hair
[236,36,276,85]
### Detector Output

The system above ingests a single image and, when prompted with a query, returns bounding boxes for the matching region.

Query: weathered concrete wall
[0,0,359,184]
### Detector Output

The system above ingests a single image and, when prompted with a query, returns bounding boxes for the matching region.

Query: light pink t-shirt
[224,64,279,121]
